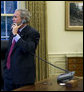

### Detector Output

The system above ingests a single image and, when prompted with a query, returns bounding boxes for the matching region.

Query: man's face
[12,11,22,25]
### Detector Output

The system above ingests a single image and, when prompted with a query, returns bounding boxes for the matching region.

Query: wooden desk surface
[13,76,83,91]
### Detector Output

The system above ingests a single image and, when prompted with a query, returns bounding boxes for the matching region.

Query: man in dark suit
[3,9,40,91]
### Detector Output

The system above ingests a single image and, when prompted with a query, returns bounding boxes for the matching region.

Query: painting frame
[65,1,83,31]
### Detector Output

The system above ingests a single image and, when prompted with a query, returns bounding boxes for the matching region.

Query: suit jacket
[3,25,40,84]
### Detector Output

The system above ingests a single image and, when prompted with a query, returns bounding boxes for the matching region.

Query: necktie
[6,39,16,69]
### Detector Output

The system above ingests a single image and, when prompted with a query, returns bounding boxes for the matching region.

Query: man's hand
[12,23,21,35]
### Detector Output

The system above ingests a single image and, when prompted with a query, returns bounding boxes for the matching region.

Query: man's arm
[16,30,40,53]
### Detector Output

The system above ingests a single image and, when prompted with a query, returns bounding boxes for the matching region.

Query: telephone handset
[11,19,26,30]
[17,19,26,26]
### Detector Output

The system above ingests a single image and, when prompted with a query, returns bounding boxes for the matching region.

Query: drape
[25,1,49,82]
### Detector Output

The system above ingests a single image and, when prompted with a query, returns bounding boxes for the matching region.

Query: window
[1,1,17,40]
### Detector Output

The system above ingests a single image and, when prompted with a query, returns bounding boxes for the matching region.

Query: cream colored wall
[46,1,83,77]
[46,1,83,54]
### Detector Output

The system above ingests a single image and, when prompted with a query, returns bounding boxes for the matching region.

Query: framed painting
[65,1,83,31]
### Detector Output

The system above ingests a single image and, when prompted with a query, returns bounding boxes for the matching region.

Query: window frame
[1,1,17,40]
[1,1,26,40]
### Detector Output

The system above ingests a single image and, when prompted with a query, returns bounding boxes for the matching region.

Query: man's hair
[15,9,31,23]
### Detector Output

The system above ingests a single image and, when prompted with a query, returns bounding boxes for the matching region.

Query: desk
[13,76,83,91]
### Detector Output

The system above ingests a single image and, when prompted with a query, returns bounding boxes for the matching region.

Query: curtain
[25,1,49,82]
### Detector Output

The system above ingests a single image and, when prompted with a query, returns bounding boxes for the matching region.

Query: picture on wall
[65,1,83,31]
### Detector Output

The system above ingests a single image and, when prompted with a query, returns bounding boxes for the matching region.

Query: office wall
[46,1,83,77]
